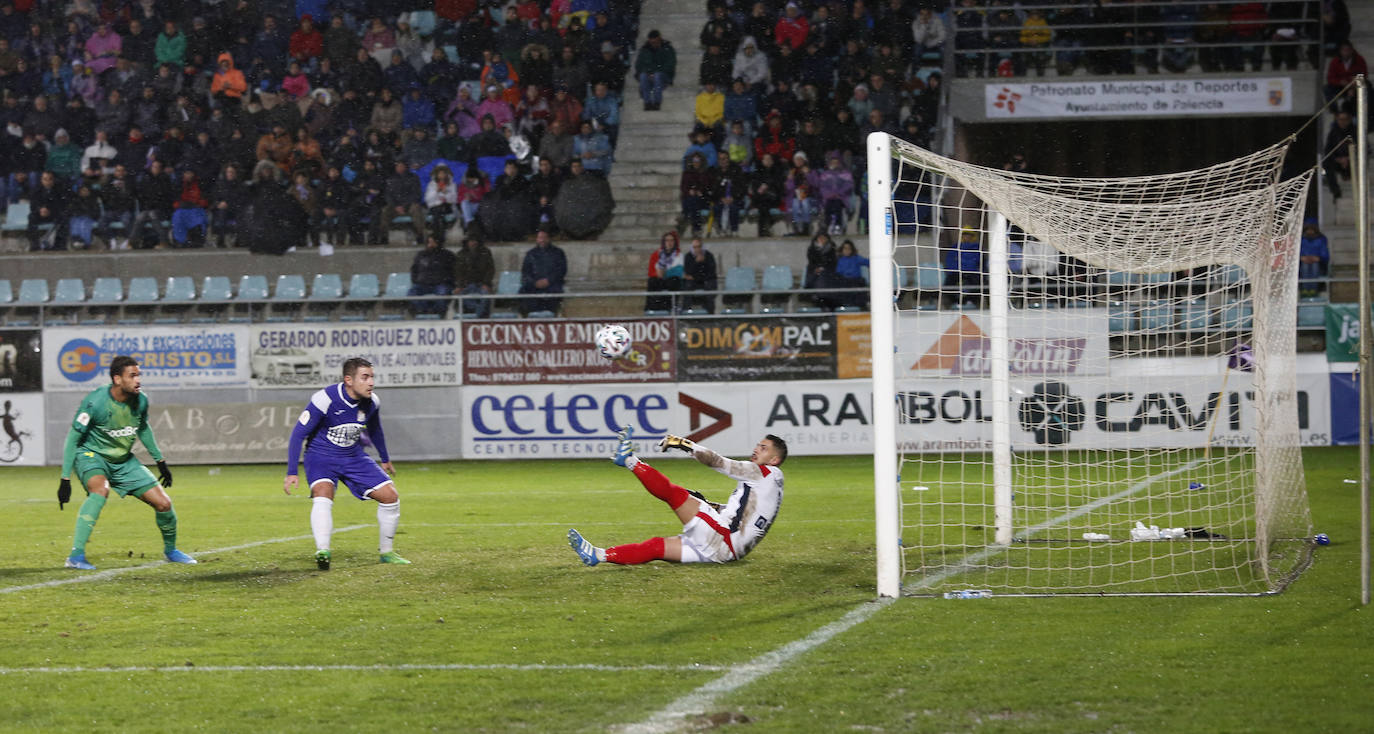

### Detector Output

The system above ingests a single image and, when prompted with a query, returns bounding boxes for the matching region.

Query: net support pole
[1356,75,1370,607]
[868,133,901,598]
[988,212,1014,545]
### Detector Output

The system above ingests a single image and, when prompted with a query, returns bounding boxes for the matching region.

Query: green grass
[0,448,1369,732]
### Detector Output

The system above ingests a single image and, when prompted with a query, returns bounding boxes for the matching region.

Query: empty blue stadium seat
[90,277,124,303]
[237,275,270,301]
[347,273,381,299]
[127,278,160,303]
[53,278,86,304]
[311,274,344,300]
[273,274,307,300]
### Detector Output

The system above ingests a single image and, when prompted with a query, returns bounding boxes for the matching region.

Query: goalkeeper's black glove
[58,478,71,510]
[657,434,699,454]
[156,460,173,488]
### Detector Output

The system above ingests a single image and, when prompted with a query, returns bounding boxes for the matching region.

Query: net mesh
[880,136,1314,596]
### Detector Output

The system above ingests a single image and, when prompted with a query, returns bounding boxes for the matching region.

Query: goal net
[866,133,1315,597]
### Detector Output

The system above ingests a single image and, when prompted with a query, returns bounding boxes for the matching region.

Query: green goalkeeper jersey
[61,385,163,478]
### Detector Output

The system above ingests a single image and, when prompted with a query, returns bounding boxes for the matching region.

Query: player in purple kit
[284,357,409,569]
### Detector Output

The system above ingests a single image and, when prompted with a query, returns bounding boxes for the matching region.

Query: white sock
[377,501,400,553]
[624,455,640,470]
[311,496,333,551]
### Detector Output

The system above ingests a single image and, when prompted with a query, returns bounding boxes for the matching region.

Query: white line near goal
[0,524,371,595]
[0,662,735,675]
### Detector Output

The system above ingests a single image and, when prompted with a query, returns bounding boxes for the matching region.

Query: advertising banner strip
[251,322,461,388]
[44,325,250,391]
[985,77,1293,119]
[0,329,42,392]
[676,316,838,382]
[1325,303,1360,363]
[897,309,1110,380]
[463,319,675,384]
[137,401,303,465]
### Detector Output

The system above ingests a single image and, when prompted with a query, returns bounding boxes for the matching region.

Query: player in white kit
[568,427,786,565]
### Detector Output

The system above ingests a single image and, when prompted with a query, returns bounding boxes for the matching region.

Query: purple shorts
[304,452,392,500]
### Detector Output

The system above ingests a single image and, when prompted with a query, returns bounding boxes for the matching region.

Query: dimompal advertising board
[676,316,837,381]
[0,329,42,392]
[43,325,249,391]
[0,392,45,465]
[250,322,460,388]
[463,319,675,384]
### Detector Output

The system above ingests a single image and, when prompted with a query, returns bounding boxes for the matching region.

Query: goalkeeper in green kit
[58,355,196,570]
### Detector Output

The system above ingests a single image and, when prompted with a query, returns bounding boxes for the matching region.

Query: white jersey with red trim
[697,450,785,560]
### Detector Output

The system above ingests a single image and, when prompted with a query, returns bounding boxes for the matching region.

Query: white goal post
[867,132,1315,598]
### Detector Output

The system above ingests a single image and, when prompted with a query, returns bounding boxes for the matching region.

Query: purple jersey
[286,383,391,473]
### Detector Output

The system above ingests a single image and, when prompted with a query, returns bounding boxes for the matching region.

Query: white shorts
[678,505,736,564]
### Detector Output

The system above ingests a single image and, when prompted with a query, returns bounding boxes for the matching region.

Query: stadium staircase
[601,0,704,243]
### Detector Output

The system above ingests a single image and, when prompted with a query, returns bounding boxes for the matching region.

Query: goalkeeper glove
[58,478,71,510]
[156,460,173,488]
[657,434,699,454]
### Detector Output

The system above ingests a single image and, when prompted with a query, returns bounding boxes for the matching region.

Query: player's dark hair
[342,357,372,379]
[764,434,788,465]
[109,355,138,380]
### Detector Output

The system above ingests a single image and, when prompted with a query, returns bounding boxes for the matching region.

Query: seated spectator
[683,126,718,169]
[835,239,870,308]
[71,60,101,107]
[953,0,986,77]
[723,80,759,137]
[400,125,437,169]
[701,4,741,56]
[377,159,426,244]
[344,46,385,99]
[573,119,612,176]
[279,58,311,100]
[1020,7,1052,76]
[522,43,556,92]
[583,81,621,149]
[514,84,551,148]
[775,2,810,52]
[646,230,684,312]
[634,29,676,111]
[408,234,457,315]
[423,163,459,242]
[694,81,726,139]
[795,117,827,165]
[1299,218,1330,297]
[553,45,591,101]
[210,163,249,248]
[1225,2,1267,73]
[723,119,754,168]
[1324,110,1355,198]
[290,14,324,68]
[314,164,354,247]
[732,36,770,95]
[437,121,467,161]
[67,183,100,250]
[519,229,567,316]
[700,41,733,89]
[97,164,137,250]
[476,84,515,128]
[85,23,122,77]
[817,153,855,235]
[753,110,795,162]
[385,50,421,97]
[710,150,747,237]
[290,127,327,178]
[804,231,838,307]
[679,153,712,237]
[1160,1,1198,73]
[749,151,786,236]
[587,41,626,94]
[468,114,512,159]
[171,170,210,248]
[481,51,521,104]
[911,6,947,65]
[29,171,69,251]
[457,168,490,232]
[363,17,398,67]
[944,227,985,307]
[530,157,563,232]
[788,181,819,237]
[288,170,323,249]
[421,47,461,113]
[45,129,82,184]
[1325,42,1368,108]
[371,87,403,137]
[548,84,584,132]
[538,118,574,171]
[133,159,175,249]
[683,237,718,313]
[457,235,496,318]
[445,84,482,138]
[257,123,294,170]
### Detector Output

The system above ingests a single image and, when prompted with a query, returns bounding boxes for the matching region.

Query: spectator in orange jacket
[256,123,294,169]
[211,52,247,113]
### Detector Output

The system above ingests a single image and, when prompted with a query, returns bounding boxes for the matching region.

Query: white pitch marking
[0,662,736,675]
[904,458,1207,591]
[619,598,894,734]
[0,525,371,595]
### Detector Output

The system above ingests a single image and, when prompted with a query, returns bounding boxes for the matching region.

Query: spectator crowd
[0,0,640,252]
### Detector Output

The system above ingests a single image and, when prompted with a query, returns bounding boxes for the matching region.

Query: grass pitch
[0,448,1369,732]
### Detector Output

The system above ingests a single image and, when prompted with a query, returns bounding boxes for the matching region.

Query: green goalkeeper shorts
[73,451,159,498]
